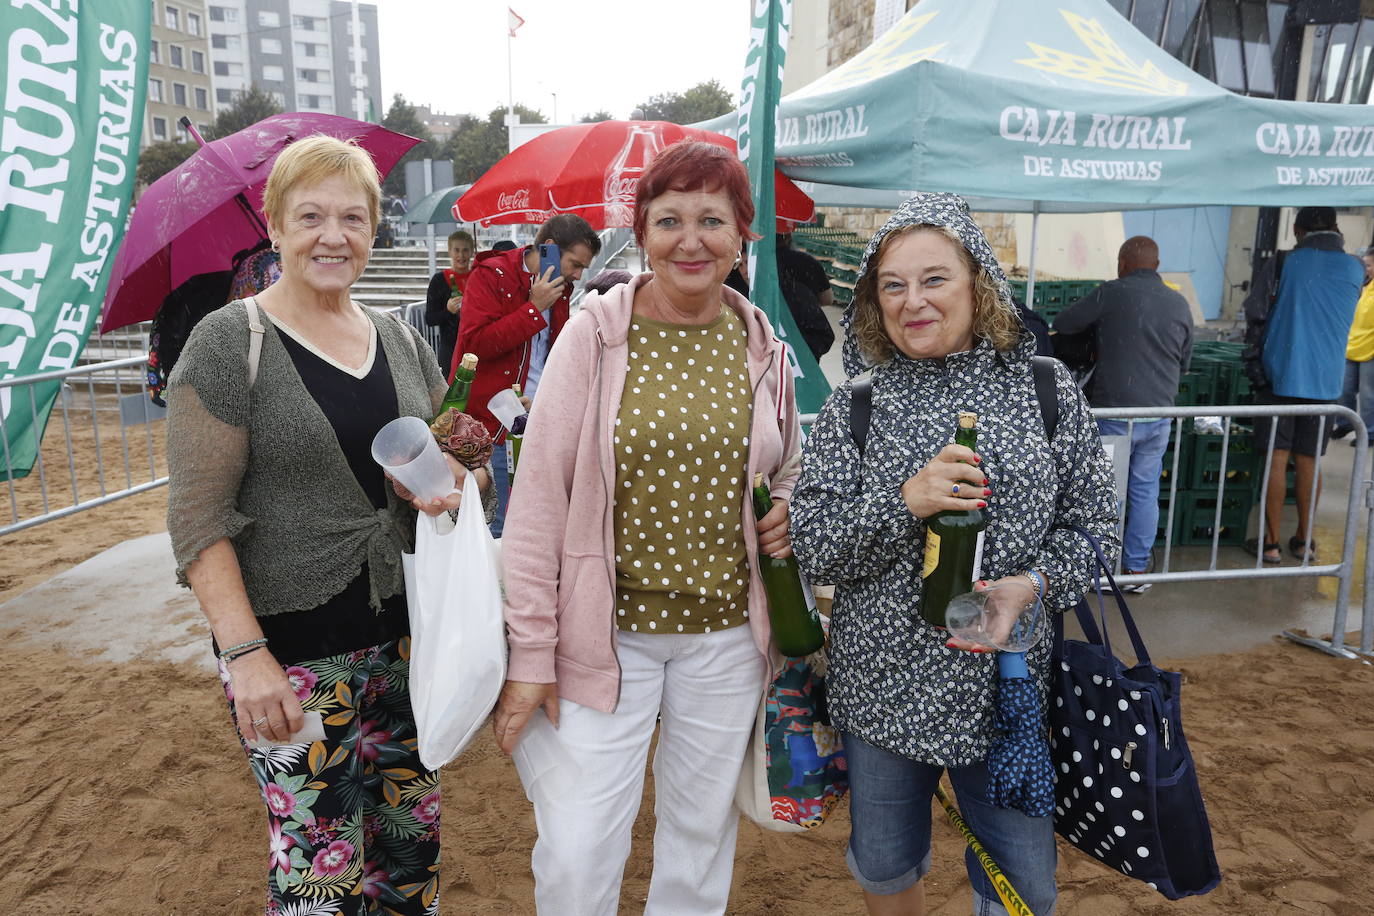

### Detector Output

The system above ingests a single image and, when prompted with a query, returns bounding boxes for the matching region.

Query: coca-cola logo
[604,172,639,203]
[497,188,531,211]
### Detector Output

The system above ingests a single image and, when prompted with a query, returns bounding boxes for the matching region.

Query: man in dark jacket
[1053,236,1193,589]
[776,233,835,360]
[455,214,601,535]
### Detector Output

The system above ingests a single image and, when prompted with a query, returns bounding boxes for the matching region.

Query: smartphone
[538,242,562,282]
[246,710,326,749]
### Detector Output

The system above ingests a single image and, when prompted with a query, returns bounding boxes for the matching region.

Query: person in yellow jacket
[1335,249,1374,444]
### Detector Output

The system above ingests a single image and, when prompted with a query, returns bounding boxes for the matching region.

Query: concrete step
[354,292,423,308]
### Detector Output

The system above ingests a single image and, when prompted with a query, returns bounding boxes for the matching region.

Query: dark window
[211,33,226,49]
[213,60,229,75]
[172,82,187,106]
[1316,21,1358,101]
[1207,1,1248,93]
[1307,24,1332,99]
[1163,0,1205,64]
[1338,18,1374,103]
[1268,1,1290,86]
[216,87,235,103]
[191,49,205,73]
[1131,0,1169,43]
[169,44,183,68]
[195,86,209,110]
[1239,1,1275,96]
[1193,4,1216,79]
[1106,0,1132,16]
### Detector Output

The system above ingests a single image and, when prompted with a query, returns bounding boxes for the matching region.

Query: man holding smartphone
[454,214,601,536]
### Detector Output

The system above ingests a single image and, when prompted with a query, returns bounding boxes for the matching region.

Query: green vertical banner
[738,0,830,416]
[1,1,149,479]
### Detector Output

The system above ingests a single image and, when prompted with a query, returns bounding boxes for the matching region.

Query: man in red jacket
[453,214,601,536]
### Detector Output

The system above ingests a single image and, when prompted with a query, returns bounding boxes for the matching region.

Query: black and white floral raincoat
[790,193,1119,766]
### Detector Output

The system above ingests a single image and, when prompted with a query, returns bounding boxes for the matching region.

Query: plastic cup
[487,387,528,431]
[512,708,581,801]
[944,583,1045,653]
[370,416,454,503]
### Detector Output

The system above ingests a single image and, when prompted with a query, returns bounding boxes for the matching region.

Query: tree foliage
[136,139,197,186]
[380,93,436,196]
[446,104,547,185]
[208,85,283,140]
[634,80,734,124]
[580,110,615,123]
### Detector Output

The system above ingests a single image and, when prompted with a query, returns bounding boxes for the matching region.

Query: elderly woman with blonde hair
[166,134,491,914]
[791,192,1117,916]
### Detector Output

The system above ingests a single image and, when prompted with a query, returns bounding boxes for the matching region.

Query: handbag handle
[1068,526,1154,668]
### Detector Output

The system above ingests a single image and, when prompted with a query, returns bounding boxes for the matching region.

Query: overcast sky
[374,0,753,123]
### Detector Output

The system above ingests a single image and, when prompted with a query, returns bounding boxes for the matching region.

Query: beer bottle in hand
[921,411,987,628]
[752,473,825,657]
[437,353,478,417]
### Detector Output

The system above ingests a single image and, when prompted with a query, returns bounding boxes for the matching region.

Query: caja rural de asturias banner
[2,0,149,480]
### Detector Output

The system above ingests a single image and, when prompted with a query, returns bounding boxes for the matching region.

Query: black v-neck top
[242,326,409,664]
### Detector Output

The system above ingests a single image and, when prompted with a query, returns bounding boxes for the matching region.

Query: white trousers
[520,626,767,916]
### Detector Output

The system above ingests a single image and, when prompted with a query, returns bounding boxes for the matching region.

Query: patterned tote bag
[1049,528,1221,900]
[735,654,848,832]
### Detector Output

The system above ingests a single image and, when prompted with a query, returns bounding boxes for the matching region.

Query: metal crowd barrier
[800,402,1371,661]
[1,355,167,537]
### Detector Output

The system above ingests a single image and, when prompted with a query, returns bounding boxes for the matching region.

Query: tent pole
[1026,201,1041,307]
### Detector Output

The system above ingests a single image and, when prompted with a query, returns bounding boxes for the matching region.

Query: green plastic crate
[1188,434,1259,489]
[1175,371,1216,406]
[1173,489,1254,546]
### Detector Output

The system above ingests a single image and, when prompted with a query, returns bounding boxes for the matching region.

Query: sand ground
[3,403,1373,913]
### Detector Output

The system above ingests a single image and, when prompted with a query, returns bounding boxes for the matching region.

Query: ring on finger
[952,483,960,496]
[252,715,269,727]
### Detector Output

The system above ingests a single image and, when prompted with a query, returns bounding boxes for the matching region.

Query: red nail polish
[983,488,992,496]
[977,500,987,508]
[945,640,958,650]
[972,456,982,464]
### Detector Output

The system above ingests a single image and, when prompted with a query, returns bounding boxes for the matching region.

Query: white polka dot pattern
[612,309,754,634]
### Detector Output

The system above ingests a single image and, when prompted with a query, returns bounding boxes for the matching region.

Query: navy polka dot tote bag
[1049,528,1221,900]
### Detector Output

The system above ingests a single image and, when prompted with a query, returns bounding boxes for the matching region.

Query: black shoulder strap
[849,358,1059,456]
[850,376,873,457]
[1032,355,1059,441]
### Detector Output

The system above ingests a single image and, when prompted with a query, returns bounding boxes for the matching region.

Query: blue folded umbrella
[986,651,1055,817]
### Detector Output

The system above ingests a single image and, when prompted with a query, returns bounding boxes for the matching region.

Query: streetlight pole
[551,92,558,123]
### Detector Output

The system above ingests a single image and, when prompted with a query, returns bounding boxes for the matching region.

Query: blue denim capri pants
[843,732,1058,916]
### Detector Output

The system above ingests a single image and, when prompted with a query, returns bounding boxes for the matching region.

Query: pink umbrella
[100,113,419,333]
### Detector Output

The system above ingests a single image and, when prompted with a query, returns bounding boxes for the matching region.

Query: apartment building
[146,0,216,145]
[205,0,383,119]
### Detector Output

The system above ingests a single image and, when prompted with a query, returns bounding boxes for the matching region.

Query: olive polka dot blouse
[612,308,754,634]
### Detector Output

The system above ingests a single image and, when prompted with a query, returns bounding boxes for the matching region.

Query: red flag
[507,7,524,37]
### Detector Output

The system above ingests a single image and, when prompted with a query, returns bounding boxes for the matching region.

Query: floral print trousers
[219,637,441,916]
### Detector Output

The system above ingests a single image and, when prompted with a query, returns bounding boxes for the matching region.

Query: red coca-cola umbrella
[454,120,814,230]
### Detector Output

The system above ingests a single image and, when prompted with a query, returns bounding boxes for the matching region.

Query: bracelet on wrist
[223,644,268,664]
[218,636,267,659]
[1022,569,1046,602]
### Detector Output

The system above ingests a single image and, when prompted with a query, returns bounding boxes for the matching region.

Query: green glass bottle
[920,411,987,628]
[436,352,478,417]
[752,473,825,657]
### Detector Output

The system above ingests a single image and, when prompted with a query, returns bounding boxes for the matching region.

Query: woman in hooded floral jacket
[790,192,1118,916]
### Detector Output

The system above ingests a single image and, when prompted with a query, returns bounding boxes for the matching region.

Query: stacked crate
[793,227,865,307]
[1155,341,1260,547]
[1010,278,1103,324]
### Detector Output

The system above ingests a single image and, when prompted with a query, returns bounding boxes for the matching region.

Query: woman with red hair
[491,140,803,914]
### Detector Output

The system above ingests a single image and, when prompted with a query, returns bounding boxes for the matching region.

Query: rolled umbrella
[985,650,1056,818]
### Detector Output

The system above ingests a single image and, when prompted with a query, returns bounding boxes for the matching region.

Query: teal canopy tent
[702,0,1374,213]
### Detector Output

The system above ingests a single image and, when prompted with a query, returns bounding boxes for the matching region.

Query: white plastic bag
[402,472,507,770]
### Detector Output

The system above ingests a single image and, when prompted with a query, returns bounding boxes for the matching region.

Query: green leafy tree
[634,79,734,124]
[208,85,283,139]
[580,110,615,123]
[447,104,547,185]
[380,93,436,196]
[136,139,198,185]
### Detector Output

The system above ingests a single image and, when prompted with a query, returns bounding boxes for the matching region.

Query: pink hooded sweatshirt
[500,273,804,713]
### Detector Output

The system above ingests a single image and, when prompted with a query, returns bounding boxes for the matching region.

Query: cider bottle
[921,411,987,628]
[437,353,478,417]
[752,473,825,657]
